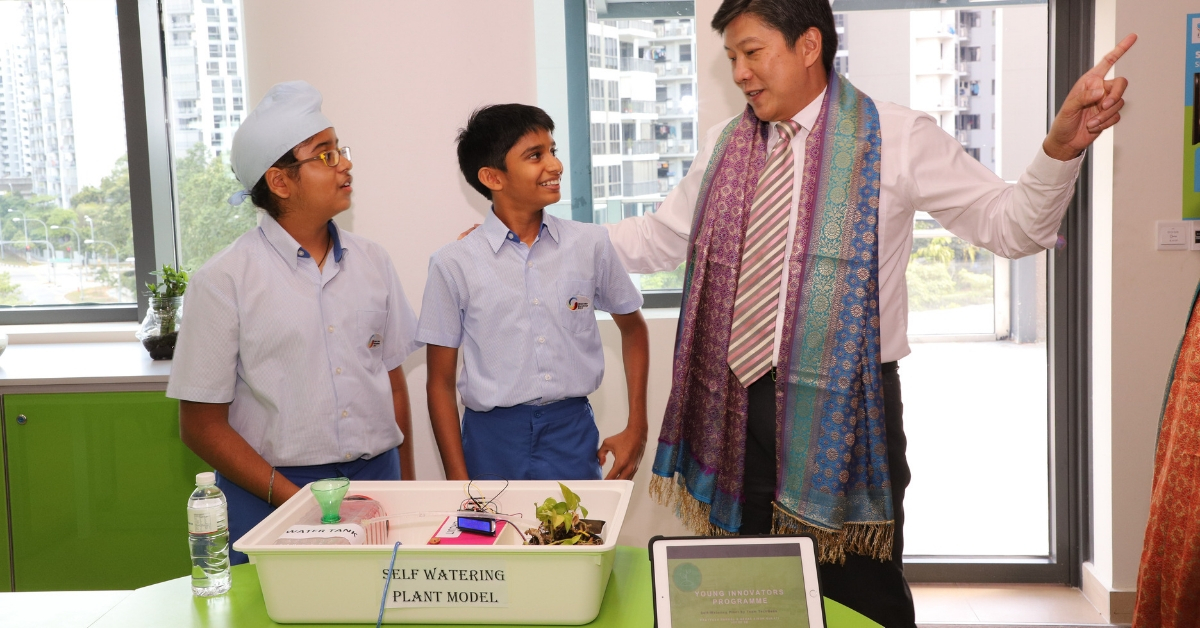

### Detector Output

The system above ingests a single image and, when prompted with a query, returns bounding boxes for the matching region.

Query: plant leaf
[559,535,580,545]
[581,505,588,518]
[559,482,581,512]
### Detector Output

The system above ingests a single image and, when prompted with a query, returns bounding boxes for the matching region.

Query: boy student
[418,104,649,482]
[168,81,421,564]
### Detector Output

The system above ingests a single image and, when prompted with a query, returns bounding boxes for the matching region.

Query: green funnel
[310,477,350,524]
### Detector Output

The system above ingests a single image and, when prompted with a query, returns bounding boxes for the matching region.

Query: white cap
[228,80,333,205]
[196,472,216,486]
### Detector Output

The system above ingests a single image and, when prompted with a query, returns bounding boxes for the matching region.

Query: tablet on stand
[648,535,827,628]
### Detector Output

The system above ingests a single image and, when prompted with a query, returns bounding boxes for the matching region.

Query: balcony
[621,98,655,114]
[612,19,654,33]
[623,180,661,197]
[914,24,957,40]
[592,182,623,199]
[623,139,657,155]
[657,140,695,155]
[914,62,963,76]
[654,23,694,38]
[655,62,694,78]
[620,56,655,73]
[655,102,696,117]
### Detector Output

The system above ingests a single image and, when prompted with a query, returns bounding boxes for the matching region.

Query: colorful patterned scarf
[650,73,892,564]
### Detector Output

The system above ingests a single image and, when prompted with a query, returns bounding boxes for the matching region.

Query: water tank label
[280,524,366,545]
[380,559,509,608]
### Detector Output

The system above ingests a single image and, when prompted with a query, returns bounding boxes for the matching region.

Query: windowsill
[4,322,140,345]
[596,307,681,322]
[12,310,679,342]
[911,583,1112,624]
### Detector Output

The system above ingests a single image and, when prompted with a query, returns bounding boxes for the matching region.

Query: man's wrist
[1042,138,1084,162]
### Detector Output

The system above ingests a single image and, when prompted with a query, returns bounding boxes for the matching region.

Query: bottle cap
[196,472,216,486]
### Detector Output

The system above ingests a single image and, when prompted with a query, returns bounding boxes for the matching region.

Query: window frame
[566,1,698,309]
[0,0,177,325]
[822,0,1088,587]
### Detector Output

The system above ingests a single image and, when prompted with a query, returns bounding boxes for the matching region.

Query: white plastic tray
[234,480,633,624]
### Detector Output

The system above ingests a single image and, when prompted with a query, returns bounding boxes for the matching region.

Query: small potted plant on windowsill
[136,264,188,360]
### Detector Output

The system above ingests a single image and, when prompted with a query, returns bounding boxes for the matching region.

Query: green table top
[84,546,878,627]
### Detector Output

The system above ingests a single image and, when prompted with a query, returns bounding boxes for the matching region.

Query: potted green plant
[524,483,604,545]
[136,264,188,360]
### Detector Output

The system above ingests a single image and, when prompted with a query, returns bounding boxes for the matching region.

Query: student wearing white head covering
[167,81,422,564]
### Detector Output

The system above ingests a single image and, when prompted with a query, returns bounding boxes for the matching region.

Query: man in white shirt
[606,0,1134,625]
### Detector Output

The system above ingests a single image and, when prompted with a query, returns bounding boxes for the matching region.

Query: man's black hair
[456,104,556,200]
[711,0,838,75]
[248,133,319,218]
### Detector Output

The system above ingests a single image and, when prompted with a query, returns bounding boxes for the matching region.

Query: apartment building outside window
[580,4,698,292]
[834,2,1063,582]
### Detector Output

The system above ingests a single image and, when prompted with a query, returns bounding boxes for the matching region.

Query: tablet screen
[663,541,815,627]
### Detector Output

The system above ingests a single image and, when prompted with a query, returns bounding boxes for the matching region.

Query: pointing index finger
[1088,33,1137,78]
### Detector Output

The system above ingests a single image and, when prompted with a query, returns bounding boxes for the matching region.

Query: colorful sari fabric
[650,73,892,564]
[1133,281,1200,626]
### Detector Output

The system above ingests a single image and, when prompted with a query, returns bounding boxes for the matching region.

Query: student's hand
[598,424,648,481]
[457,224,480,240]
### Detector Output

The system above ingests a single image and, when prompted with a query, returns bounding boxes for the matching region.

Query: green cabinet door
[0,400,8,593]
[3,392,210,591]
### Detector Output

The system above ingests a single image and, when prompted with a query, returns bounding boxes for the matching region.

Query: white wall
[696,0,743,135]
[1089,0,1200,605]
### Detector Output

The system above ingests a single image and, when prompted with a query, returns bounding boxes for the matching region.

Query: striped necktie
[727,120,802,387]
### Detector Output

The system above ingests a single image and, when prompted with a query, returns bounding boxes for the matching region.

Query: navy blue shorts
[216,448,400,565]
[461,397,602,481]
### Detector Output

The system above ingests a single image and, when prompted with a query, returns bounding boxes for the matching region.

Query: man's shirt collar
[782,87,828,137]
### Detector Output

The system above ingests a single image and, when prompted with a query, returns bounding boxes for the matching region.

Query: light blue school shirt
[417,210,643,412]
[167,214,421,467]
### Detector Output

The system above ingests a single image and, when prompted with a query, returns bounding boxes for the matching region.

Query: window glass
[0,0,133,307]
[836,3,1051,558]
[161,0,253,270]
[585,3,695,293]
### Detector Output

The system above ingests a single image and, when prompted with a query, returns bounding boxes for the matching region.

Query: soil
[525,518,606,546]
[142,332,178,360]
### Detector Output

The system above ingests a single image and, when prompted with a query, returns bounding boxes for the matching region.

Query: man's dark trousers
[739,361,916,628]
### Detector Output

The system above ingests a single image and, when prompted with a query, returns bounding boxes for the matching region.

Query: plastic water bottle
[188,472,231,596]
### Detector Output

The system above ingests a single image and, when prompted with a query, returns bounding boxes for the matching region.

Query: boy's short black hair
[248,133,318,219]
[711,0,838,75]
[456,104,555,200]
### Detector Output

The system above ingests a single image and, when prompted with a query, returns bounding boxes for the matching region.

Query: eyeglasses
[289,146,351,169]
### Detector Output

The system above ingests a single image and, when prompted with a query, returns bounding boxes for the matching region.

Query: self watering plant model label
[380,558,509,608]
